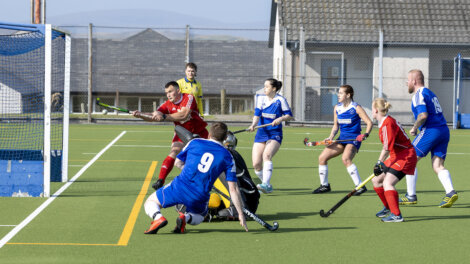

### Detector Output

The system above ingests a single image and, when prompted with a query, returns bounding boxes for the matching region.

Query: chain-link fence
[286,27,470,125]
[59,25,272,120]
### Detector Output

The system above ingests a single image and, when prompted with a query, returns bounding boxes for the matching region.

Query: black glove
[373,161,385,176]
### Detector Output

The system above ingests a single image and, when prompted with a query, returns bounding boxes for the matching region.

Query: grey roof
[71,29,272,95]
[273,0,470,45]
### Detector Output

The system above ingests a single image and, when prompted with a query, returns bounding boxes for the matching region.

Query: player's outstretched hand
[272,118,282,126]
[239,214,248,232]
[324,138,333,146]
[131,110,141,118]
[356,133,369,142]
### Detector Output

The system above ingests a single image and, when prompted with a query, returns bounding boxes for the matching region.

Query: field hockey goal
[0,22,71,197]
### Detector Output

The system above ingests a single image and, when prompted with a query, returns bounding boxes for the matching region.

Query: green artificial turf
[1,124,469,263]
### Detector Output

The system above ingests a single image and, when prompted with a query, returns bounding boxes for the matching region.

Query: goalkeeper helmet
[223,131,237,150]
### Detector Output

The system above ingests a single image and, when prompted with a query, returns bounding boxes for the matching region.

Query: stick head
[319,209,329,217]
[304,138,315,147]
[268,222,279,231]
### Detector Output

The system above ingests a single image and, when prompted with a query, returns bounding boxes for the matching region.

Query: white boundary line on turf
[0,131,127,249]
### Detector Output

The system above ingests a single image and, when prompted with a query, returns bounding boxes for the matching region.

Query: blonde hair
[373,98,392,115]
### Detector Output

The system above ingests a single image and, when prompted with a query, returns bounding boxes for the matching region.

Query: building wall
[373,47,429,124]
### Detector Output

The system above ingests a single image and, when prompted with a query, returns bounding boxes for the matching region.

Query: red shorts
[172,128,209,143]
[384,148,417,175]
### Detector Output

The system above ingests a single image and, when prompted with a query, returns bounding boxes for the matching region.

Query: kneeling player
[206,132,260,220]
[143,122,248,234]
[371,98,417,222]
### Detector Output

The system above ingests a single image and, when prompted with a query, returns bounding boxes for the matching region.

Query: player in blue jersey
[143,122,248,234]
[313,85,373,194]
[248,78,293,194]
[399,69,458,207]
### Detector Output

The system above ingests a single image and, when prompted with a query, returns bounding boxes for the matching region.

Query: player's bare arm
[357,105,373,135]
[272,114,293,126]
[132,110,161,122]
[410,112,428,136]
[228,181,248,231]
[248,116,260,132]
[175,158,185,170]
[164,107,191,122]
[327,106,339,142]
[378,148,390,163]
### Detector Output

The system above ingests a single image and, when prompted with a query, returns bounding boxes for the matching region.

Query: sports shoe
[353,186,367,196]
[312,184,331,194]
[381,212,404,222]
[375,207,390,218]
[398,193,417,205]
[173,212,186,233]
[439,191,458,208]
[152,179,164,190]
[144,216,168,234]
[257,183,273,194]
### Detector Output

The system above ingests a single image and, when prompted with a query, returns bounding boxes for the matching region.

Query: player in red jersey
[371,98,417,222]
[133,81,208,190]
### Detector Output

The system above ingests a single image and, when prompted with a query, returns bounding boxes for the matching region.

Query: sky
[0,0,273,27]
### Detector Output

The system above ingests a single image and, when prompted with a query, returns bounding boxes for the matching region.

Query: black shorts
[383,166,406,180]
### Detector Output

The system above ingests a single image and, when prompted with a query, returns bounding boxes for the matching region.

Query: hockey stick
[232,123,274,134]
[212,186,279,231]
[303,137,357,147]
[96,98,153,118]
[319,173,375,217]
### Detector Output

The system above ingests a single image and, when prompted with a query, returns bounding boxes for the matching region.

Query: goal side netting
[0,22,70,197]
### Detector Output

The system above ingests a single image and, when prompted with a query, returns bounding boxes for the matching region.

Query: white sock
[144,192,162,220]
[406,168,418,196]
[254,170,263,182]
[263,161,273,185]
[319,165,328,186]
[438,169,454,194]
[347,164,361,186]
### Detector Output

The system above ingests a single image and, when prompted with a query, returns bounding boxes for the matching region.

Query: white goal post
[0,22,71,197]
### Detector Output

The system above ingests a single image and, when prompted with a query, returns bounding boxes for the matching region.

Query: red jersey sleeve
[157,101,170,114]
[380,118,397,151]
[181,94,198,112]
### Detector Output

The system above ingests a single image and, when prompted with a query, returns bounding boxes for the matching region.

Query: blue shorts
[338,133,361,151]
[254,129,283,144]
[156,177,208,215]
[412,126,449,159]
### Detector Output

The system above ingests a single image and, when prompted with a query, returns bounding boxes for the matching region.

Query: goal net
[0,22,70,197]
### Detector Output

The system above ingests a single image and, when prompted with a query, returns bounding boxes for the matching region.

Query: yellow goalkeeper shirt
[177,77,204,117]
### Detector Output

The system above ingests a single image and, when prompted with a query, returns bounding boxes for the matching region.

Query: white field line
[126,131,170,133]
[0,131,127,249]
[114,145,169,148]
[0,225,16,227]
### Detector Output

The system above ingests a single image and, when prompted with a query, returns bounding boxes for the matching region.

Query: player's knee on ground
[187,213,204,225]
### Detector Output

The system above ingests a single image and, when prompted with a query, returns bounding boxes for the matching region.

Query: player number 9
[198,153,214,173]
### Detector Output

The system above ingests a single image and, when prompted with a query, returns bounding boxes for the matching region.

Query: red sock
[385,190,401,216]
[158,156,175,181]
[374,187,389,209]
